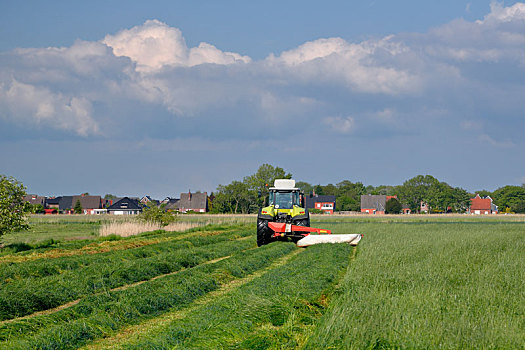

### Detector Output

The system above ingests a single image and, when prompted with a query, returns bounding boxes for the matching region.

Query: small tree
[386,198,402,214]
[0,175,30,238]
[140,206,175,226]
[74,200,83,214]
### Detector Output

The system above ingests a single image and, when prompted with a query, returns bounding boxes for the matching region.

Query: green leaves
[0,175,30,237]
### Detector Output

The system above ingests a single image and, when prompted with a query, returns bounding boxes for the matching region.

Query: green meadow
[0,215,523,349]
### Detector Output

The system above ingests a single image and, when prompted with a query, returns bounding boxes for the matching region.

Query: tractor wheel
[257,218,274,247]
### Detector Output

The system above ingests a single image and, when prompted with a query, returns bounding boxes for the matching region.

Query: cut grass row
[0,223,242,261]
[0,225,250,282]
[0,233,255,321]
[304,222,525,349]
[1,242,298,350]
[117,243,354,349]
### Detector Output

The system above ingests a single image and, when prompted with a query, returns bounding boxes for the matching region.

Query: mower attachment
[267,222,362,247]
[267,222,331,236]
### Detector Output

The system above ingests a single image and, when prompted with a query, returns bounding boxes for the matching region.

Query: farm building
[178,191,208,213]
[107,197,142,215]
[304,194,336,214]
[469,194,498,215]
[361,195,407,214]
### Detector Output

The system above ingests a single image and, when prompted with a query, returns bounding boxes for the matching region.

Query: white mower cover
[296,234,362,247]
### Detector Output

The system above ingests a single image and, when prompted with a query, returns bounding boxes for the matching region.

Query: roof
[178,192,208,211]
[470,194,493,210]
[71,195,102,210]
[107,197,142,211]
[304,194,336,209]
[23,195,46,205]
[164,198,180,210]
[361,195,387,211]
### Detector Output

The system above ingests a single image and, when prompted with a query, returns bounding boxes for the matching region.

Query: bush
[139,206,175,226]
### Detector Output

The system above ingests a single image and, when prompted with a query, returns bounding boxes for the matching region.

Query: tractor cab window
[272,191,299,209]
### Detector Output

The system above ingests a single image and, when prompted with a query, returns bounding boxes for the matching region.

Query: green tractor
[257,179,310,246]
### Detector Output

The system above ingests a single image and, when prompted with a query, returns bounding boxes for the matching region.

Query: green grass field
[0,215,524,349]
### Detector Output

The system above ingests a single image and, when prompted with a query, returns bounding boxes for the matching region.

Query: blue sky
[1,1,524,198]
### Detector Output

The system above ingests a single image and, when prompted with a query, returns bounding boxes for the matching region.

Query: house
[178,192,208,213]
[163,198,180,211]
[361,195,387,215]
[402,204,411,215]
[107,197,142,215]
[469,194,498,215]
[71,195,103,214]
[140,196,159,207]
[420,201,429,214]
[23,194,47,207]
[304,194,336,214]
[46,196,73,213]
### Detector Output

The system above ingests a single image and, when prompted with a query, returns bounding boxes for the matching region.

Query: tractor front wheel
[257,218,274,247]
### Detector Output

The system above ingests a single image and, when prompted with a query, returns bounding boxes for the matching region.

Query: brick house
[304,194,336,214]
[178,192,208,213]
[469,194,498,215]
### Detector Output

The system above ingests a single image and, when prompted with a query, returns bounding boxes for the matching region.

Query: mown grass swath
[0,242,297,349]
[0,229,255,321]
[304,221,525,349]
[120,243,353,349]
[0,222,242,259]
[0,225,250,282]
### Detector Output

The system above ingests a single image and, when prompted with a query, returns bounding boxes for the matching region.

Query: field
[0,215,524,349]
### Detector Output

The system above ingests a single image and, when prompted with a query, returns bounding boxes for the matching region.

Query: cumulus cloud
[477,2,525,24]
[266,36,419,94]
[1,3,525,145]
[102,19,251,72]
[0,79,98,136]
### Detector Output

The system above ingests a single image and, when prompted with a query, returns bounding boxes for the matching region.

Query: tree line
[211,166,525,214]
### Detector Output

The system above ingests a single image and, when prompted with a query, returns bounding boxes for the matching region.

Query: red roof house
[469,194,498,215]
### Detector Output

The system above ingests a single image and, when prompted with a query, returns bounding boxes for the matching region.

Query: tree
[74,200,83,214]
[139,206,175,226]
[0,175,30,238]
[243,164,291,207]
[386,197,402,214]
[214,181,255,214]
[492,186,525,213]
[296,181,314,195]
[397,175,441,212]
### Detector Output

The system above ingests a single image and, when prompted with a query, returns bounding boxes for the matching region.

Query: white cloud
[477,2,525,24]
[1,3,525,144]
[0,79,99,136]
[324,116,355,134]
[266,36,420,94]
[102,19,250,72]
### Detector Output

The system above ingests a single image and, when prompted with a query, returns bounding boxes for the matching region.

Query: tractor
[256,179,310,246]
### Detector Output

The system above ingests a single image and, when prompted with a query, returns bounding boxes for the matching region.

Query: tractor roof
[269,179,298,191]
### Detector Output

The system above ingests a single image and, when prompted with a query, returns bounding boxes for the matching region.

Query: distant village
[23,192,499,216]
